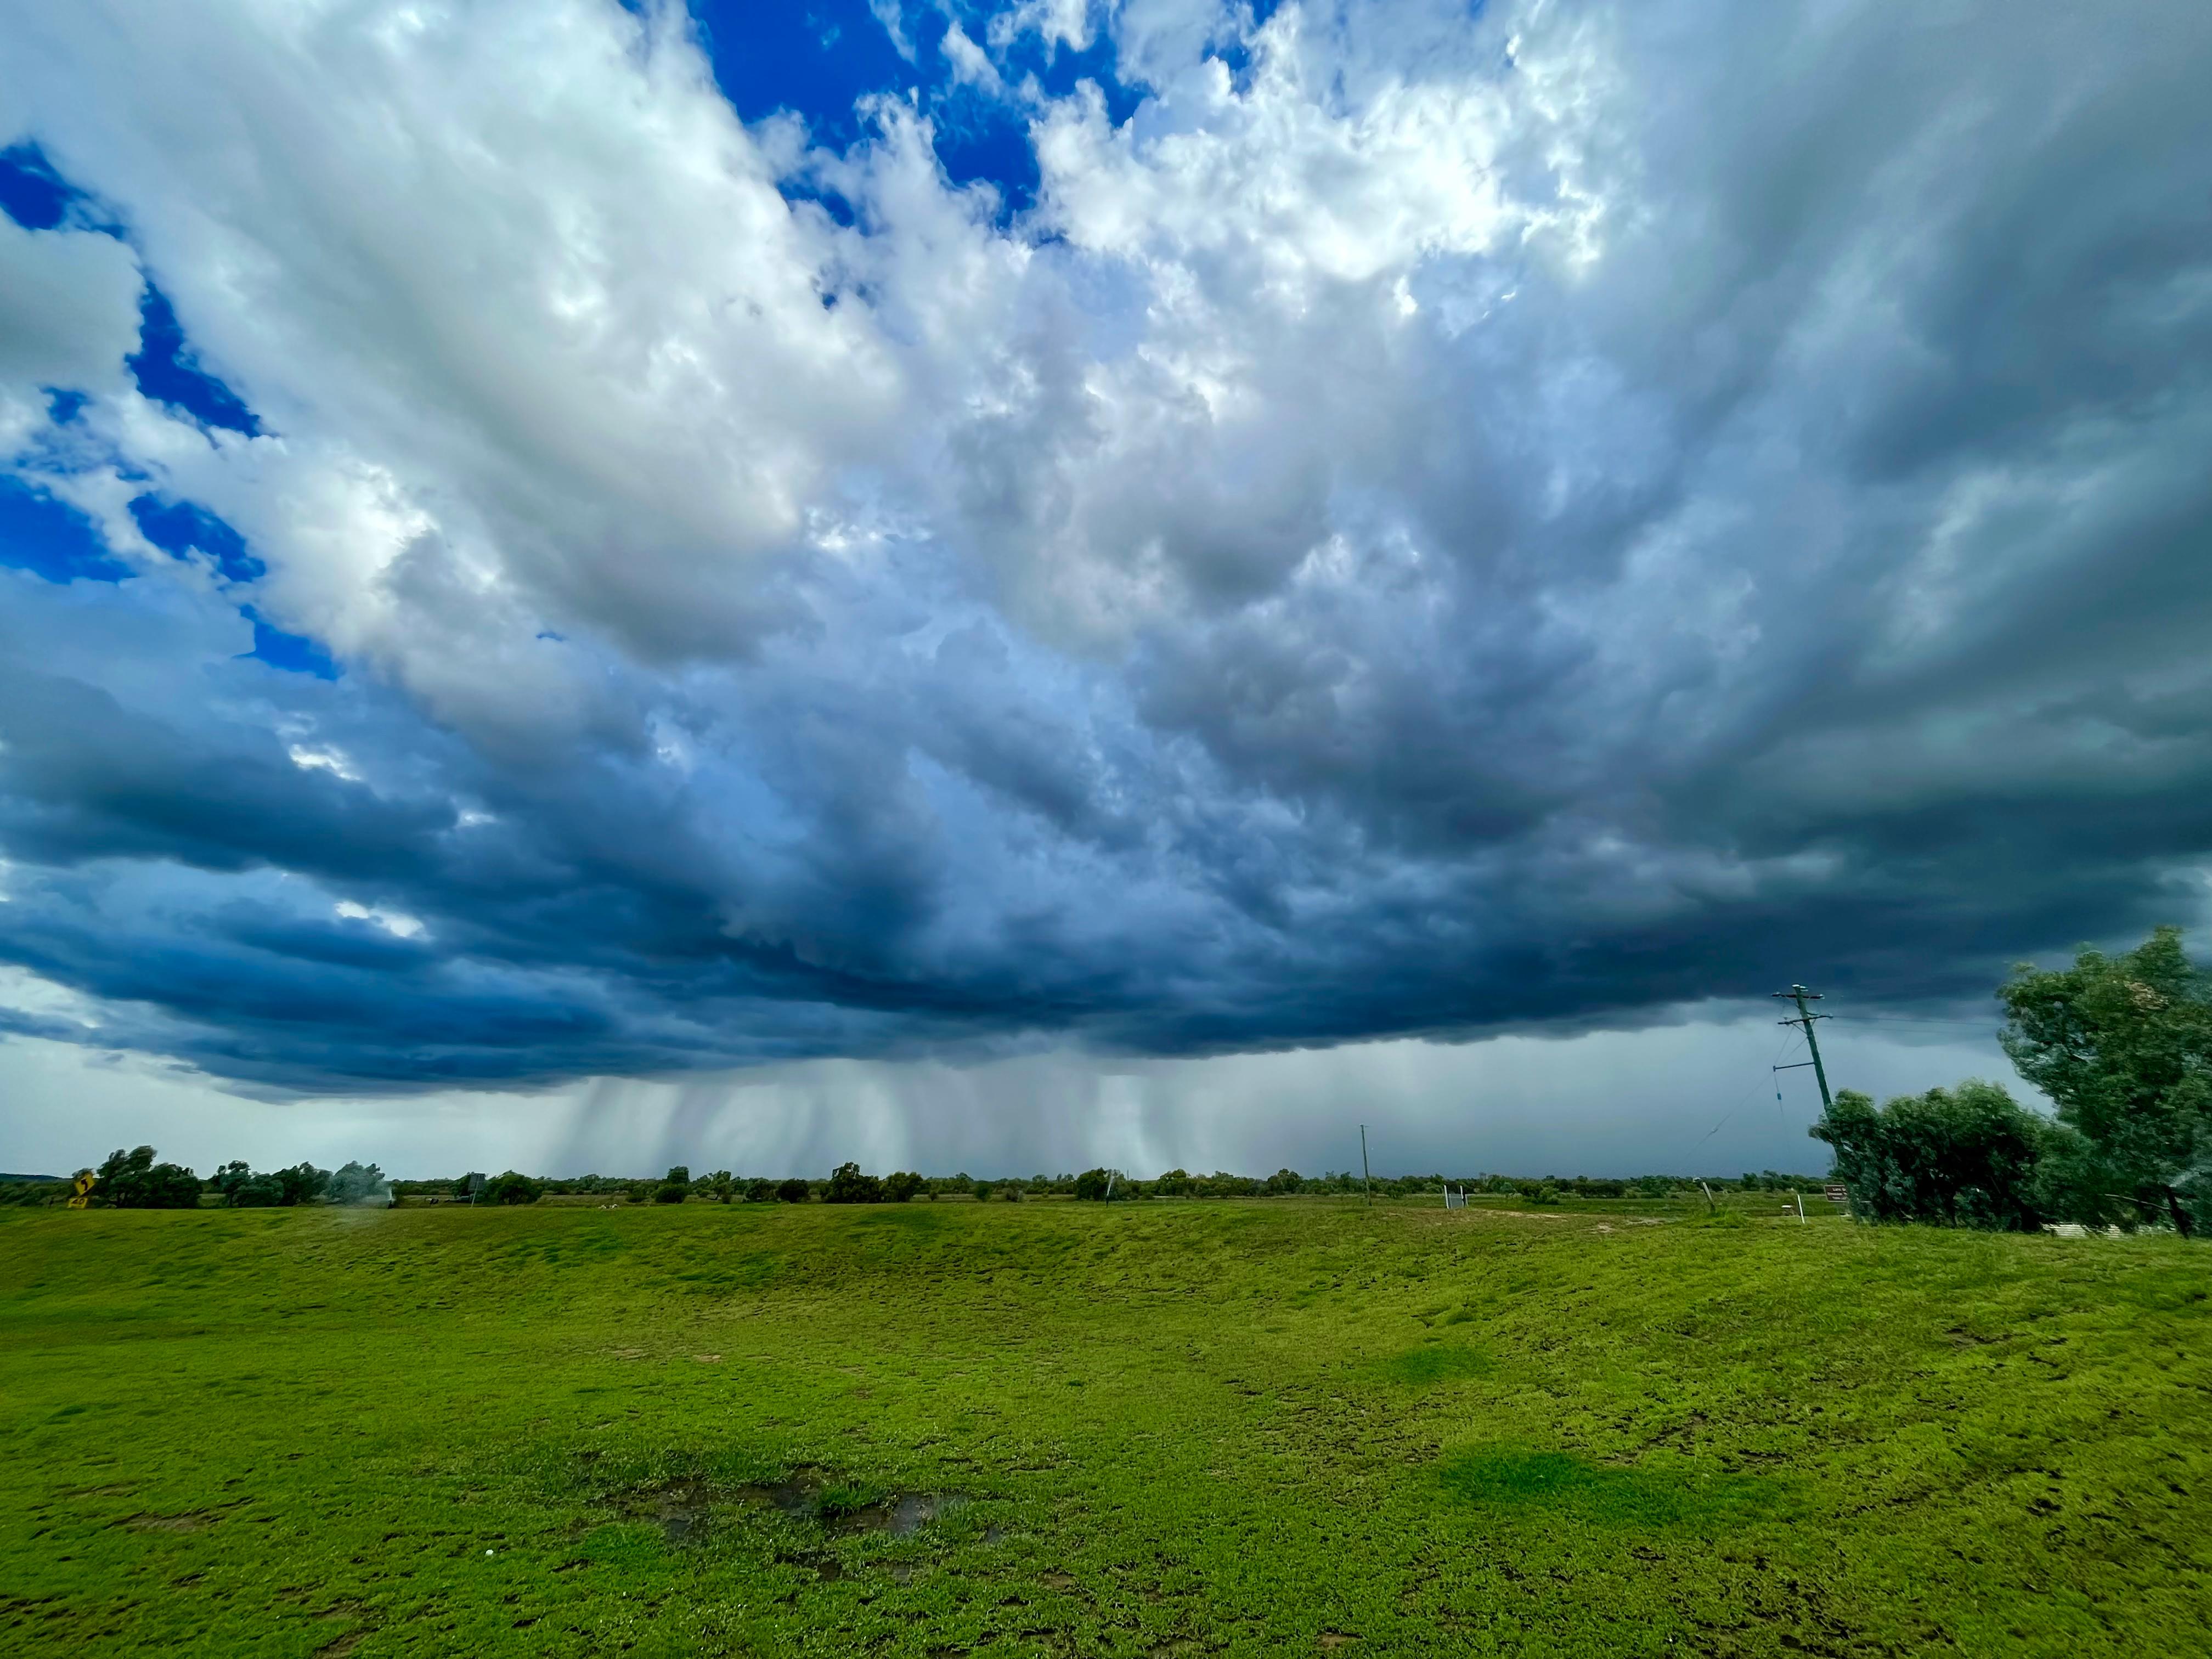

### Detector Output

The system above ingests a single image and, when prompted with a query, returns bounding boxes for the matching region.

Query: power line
[1694,1028,1800,1151]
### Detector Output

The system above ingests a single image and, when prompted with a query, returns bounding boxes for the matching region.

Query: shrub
[746,1177,778,1203]
[652,1181,687,1204]
[824,1161,883,1204]
[776,1177,810,1204]
[481,1171,542,1206]
[1811,1081,2051,1230]
[1529,1183,1562,1206]
[972,1181,995,1202]
[326,1161,392,1206]
[883,1170,924,1203]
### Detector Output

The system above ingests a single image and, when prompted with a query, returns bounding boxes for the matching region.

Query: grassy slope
[1,1198,2206,1657]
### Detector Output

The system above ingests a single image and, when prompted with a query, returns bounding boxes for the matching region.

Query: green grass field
[4,1196,2208,1656]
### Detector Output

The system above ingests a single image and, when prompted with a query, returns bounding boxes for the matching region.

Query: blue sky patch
[0,477,129,583]
[244,611,341,679]
[128,495,264,583]
[128,286,263,437]
[691,1,1143,218]
[0,142,91,232]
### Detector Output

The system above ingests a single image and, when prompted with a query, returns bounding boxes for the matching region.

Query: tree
[2000,926,2210,1233]
[454,1172,487,1201]
[704,1170,734,1203]
[93,1146,201,1209]
[824,1162,883,1204]
[326,1161,391,1206]
[479,1171,541,1205]
[776,1177,811,1204]
[745,1177,778,1203]
[972,1180,995,1202]
[272,1163,331,1206]
[209,1160,269,1206]
[1810,1082,2052,1230]
[882,1170,924,1203]
[1264,1167,1302,1195]
[1073,1168,1111,1201]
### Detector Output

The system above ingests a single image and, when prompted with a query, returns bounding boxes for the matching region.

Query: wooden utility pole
[1772,984,1833,1110]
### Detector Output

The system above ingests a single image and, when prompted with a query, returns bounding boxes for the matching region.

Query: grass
[2,1195,2208,1656]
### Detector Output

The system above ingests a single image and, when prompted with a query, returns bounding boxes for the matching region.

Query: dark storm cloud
[1,0,2209,1096]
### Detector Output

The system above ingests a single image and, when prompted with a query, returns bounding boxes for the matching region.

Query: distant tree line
[0,1149,393,1209]
[1814,927,2210,1235]
[8,1153,1843,1211]
[350,1164,1824,1210]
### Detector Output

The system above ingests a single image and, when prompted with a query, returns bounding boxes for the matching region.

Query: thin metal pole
[1360,1124,1372,1206]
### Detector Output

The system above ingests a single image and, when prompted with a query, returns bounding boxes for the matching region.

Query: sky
[2,0,2208,1180]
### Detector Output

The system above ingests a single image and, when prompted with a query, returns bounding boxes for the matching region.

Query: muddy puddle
[822,1492,964,1537]
[610,1470,966,1551]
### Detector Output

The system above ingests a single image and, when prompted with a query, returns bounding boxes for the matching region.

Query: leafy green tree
[1073,1168,1111,1201]
[972,1180,995,1202]
[480,1171,541,1205]
[93,1146,202,1209]
[326,1161,391,1206]
[1999,926,2210,1233]
[1154,1169,1192,1197]
[824,1162,883,1204]
[1810,1082,2052,1230]
[775,1177,811,1204]
[1263,1168,1302,1195]
[235,1173,287,1206]
[273,1164,330,1206]
[745,1177,777,1202]
[210,1161,256,1203]
[649,1165,691,1204]
[882,1170,924,1203]
[704,1170,734,1203]
[454,1172,487,1201]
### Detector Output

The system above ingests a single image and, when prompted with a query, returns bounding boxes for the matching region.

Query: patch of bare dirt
[123,1512,215,1533]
